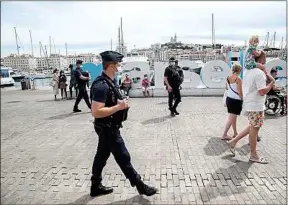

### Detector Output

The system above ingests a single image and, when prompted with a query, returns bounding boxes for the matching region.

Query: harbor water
[4,76,72,91]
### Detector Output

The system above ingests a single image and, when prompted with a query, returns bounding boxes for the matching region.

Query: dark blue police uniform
[73,60,91,112]
[164,57,182,116]
[90,51,141,186]
[89,51,157,197]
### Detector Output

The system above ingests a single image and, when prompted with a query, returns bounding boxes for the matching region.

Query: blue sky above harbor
[1,1,286,57]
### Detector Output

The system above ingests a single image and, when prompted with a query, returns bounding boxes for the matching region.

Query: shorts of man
[246,111,264,128]
[142,86,149,97]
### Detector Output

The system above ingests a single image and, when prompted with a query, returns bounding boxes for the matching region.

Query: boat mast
[39,41,42,58]
[65,43,68,57]
[212,13,215,49]
[49,36,52,57]
[263,32,269,48]
[58,49,61,69]
[40,43,50,69]
[53,38,56,54]
[110,38,112,50]
[14,27,20,56]
[29,30,34,57]
[118,26,121,53]
[280,37,283,50]
[270,31,276,48]
[120,17,124,54]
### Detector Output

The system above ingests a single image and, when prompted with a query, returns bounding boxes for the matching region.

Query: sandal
[249,157,268,164]
[227,143,236,155]
[221,137,232,141]
[221,135,232,141]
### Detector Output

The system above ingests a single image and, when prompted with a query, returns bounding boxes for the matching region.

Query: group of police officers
[71,51,183,197]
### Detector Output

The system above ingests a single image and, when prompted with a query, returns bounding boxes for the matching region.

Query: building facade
[36,55,68,70]
[67,53,98,65]
[3,54,37,70]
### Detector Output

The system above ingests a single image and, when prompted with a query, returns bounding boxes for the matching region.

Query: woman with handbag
[51,69,60,101]
[59,70,68,100]
[221,64,243,140]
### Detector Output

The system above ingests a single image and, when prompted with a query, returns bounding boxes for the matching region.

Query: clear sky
[1,1,286,57]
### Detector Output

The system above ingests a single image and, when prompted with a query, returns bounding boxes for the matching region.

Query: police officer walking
[89,51,158,197]
[164,57,183,116]
[72,60,91,112]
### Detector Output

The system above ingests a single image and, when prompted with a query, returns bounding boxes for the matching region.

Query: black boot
[136,180,158,196]
[169,107,175,116]
[173,107,179,115]
[90,183,113,197]
[73,107,81,113]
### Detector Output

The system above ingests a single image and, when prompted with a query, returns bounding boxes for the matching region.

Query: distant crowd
[50,67,152,101]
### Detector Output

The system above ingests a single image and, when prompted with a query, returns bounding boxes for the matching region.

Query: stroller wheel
[265,95,282,115]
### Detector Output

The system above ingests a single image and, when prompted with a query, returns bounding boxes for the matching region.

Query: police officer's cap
[76,60,83,65]
[169,57,176,62]
[100,51,123,63]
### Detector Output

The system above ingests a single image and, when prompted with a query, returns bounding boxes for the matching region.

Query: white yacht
[10,69,25,81]
[1,67,15,87]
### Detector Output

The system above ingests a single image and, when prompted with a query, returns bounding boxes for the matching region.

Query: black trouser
[168,86,181,109]
[61,88,67,98]
[73,86,91,110]
[91,125,141,186]
[120,85,132,96]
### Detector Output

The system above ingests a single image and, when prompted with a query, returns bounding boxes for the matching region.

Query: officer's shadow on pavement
[45,111,91,120]
[204,137,250,156]
[157,101,168,105]
[70,194,151,205]
[141,115,173,125]
[199,156,253,203]
[106,195,151,205]
[69,194,92,204]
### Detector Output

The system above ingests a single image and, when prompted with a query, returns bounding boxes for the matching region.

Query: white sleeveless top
[227,78,241,100]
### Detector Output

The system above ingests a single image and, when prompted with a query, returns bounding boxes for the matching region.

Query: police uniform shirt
[74,69,87,87]
[91,75,118,105]
[91,79,110,103]
[164,66,180,87]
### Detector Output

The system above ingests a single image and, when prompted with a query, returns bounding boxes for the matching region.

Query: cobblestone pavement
[1,90,287,204]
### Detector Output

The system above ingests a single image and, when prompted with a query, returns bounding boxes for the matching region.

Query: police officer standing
[72,60,91,112]
[68,64,78,99]
[164,57,183,116]
[89,51,158,197]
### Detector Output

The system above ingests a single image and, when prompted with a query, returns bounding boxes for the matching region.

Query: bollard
[21,79,26,90]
